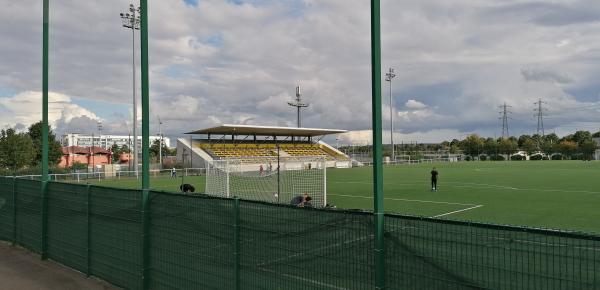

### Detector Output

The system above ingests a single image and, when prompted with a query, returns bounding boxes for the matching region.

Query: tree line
[1,121,176,173]
[0,122,63,173]
[446,131,598,160]
[339,130,599,161]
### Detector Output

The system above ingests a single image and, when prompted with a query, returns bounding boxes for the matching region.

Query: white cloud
[339,128,467,145]
[0,91,98,130]
[257,92,294,114]
[2,0,600,140]
[405,99,427,109]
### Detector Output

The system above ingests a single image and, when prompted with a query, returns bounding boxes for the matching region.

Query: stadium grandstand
[176,124,351,169]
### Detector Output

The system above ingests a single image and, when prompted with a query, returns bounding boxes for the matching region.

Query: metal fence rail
[0,177,598,289]
[11,168,206,183]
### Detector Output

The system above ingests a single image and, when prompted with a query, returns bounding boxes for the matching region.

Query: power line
[498,103,512,139]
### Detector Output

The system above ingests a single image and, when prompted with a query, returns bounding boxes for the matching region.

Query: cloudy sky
[1,0,600,145]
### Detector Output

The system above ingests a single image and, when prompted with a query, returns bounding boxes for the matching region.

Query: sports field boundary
[1,177,600,289]
[329,193,484,218]
[431,204,484,218]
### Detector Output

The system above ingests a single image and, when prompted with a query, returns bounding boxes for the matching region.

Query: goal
[205,157,327,207]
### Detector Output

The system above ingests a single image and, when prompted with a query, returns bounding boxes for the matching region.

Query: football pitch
[89,161,600,233]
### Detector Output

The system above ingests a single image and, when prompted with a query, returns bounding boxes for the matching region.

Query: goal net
[205,157,327,207]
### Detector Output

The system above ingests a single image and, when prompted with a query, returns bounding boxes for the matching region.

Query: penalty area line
[329,194,478,206]
[431,205,483,218]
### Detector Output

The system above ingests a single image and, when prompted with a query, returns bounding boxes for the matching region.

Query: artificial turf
[85,160,600,233]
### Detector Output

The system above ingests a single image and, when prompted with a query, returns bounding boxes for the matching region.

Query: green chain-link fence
[0,177,599,289]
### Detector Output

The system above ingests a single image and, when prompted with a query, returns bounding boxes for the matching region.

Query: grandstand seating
[279,144,332,159]
[199,144,276,159]
[197,142,347,161]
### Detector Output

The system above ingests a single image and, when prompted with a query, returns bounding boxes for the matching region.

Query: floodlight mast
[385,68,396,162]
[287,86,309,128]
[158,116,163,169]
[120,4,140,177]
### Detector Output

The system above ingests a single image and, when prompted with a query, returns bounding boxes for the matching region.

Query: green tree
[571,130,592,144]
[110,143,121,163]
[460,134,484,159]
[544,133,559,145]
[517,135,532,147]
[28,121,63,166]
[70,162,88,171]
[440,141,450,150]
[555,140,578,159]
[579,140,597,160]
[0,129,36,171]
[540,140,554,156]
[521,138,538,155]
[150,139,170,162]
[483,138,498,156]
[498,138,518,156]
[449,144,460,154]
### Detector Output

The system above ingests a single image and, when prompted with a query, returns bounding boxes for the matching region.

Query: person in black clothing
[180,183,195,193]
[431,167,438,191]
[290,193,312,207]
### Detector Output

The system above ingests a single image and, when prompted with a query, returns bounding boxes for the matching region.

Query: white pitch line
[448,182,600,195]
[329,194,478,206]
[258,268,349,290]
[453,185,519,191]
[329,181,423,185]
[446,182,518,190]
[333,180,600,195]
[256,235,371,267]
[431,205,483,218]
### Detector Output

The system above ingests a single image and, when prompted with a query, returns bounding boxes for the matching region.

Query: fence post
[226,161,230,198]
[40,0,50,261]
[12,177,17,246]
[323,158,327,207]
[86,184,91,277]
[370,0,386,289]
[140,0,151,287]
[141,189,151,290]
[41,180,48,260]
[234,198,241,290]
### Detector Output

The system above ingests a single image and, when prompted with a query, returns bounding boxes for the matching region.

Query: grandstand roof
[185,124,346,137]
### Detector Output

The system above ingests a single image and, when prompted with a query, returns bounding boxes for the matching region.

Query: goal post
[205,157,327,207]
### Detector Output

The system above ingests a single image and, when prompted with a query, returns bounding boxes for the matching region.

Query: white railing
[11,168,206,183]
[352,158,457,167]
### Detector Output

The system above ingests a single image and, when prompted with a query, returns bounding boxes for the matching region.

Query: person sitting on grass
[290,193,312,207]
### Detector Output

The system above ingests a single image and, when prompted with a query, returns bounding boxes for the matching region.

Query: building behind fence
[0,177,599,289]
